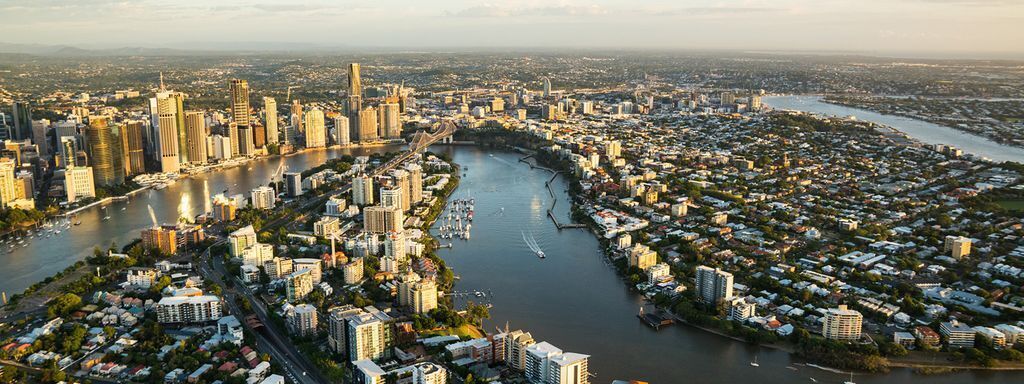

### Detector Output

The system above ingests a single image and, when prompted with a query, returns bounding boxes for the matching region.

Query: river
[0,146,402,298]
[431,146,1022,384]
[763,95,1024,163]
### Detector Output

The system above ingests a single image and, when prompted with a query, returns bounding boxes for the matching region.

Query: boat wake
[521,231,545,258]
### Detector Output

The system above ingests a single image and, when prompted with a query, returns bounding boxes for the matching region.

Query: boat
[844,373,855,384]
[102,216,111,221]
[809,379,817,383]
[750,356,759,367]
[74,221,82,226]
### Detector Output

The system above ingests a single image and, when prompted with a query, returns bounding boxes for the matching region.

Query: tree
[47,293,82,318]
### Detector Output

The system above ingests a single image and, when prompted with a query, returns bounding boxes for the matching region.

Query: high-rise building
[31,120,49,158]
[542,77,552,98]
[364,205,403,234]
[184,111,208,164]
[85,117,125,186]
[230,79,251,128]
[352,174,373,206]
[327,305,364,355]
[286,269,314,302]
[290,99,303,134]
[390,169,411,211]
[237,125,255,156]
[227,122,240,157]
[346,306,394,362]
[378,103,401,139]
[347,63,363,141]
[409,279,437,314]
[287,304,318,337]
[250,186,275,210]
[359,107,379,142]
[0,158,16,206]
[263,96,279,146]
[506,330,536,371]
[405,163,423,206]
[822,305,863,341]
[12,101,32,141]
[63,166,95,203]
[380,185,403,211]
[304,108,326,148]
[149,90,186,164]
[142,225,178,255]
[334,115,350,146]
[524,342,589,384]
[945,235,972,260]
[285,172,302,197]
[155,296,222,324]
[157,113,180,173]
[695,265,734,305]
[122,120,146,176]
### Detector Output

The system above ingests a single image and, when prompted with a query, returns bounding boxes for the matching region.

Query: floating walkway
[518,157,587,230]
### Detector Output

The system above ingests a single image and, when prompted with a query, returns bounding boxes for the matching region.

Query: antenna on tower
[159,71,166,91]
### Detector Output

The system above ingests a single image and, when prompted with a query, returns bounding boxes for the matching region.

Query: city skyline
[0,0,1022,59]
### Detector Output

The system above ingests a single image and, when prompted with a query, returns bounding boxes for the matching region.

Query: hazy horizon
[1,0,1022,60]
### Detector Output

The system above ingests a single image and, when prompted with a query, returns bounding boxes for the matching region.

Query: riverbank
[477,133,1024,376]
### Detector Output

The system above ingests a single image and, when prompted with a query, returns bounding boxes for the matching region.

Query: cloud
[448,4,610,18]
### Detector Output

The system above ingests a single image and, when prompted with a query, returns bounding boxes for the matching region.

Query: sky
[1,0,1023,58]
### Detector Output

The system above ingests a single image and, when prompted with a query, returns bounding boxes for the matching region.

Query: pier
[519,157,588,230]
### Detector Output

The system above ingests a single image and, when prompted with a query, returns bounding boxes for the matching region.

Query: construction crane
[286,85,301,102]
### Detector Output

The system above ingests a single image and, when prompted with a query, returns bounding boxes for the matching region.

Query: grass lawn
[995,199,1024,211]
[423,324,484,339]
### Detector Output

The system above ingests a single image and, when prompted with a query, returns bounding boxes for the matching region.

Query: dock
[638,308,675,330]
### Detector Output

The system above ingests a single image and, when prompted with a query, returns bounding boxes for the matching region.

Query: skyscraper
[31,120,49,158]
[150,90,186,164]
[334,115,350,146]
[352,174,373,206]
[85,117,125,186]
[263,96,279,145]
[0,157,16,206]
[184,111,208,164]
[227,122,239,157]
[347,63,363,141]
[542,77,552,98]
[11,101,32,141]
[230,79,251,128]
[303,108,326,148]
[695,265,734,305]
[237,126,255,156]
[378,103,400,139]
[157,113,180,173]
[405,163,423,205]
[122,120,146,176]
[359,107,378,142]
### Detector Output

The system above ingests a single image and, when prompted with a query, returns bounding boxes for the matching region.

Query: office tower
[945,235,972,260]
[64,166,96,203]
[184,111,208,165]
[122,120,146,176]
[542,77,552,98]
[0,158,16,206]
[490,97,505,113]
[31,120,49,158]
[59,137,78,168]
[290,99,303,134]
[390,169,411,212]
[287,304,318,337]
[604,140,621,159]
[252,122,266,149]
[227,122,240,157]
[334,115,350,145]
[364,205,404,234]
[303,108,326,148]
[359,107,378,142]
[286,269,314,301]
[263,96,279,145]
[284,172,302,197]
[347,63,363,141]
[405,163,423,205]
[229,79,251,128]
[822,305,863,341]
[352,174,373,206]
[378,103,400,139]
[85,117,125,186]
[237,125,255,156]
[150,90,187,164]
[157,113,180,173]
[695,266,734,305]
[12,101,32,140]
[346,307,394,362]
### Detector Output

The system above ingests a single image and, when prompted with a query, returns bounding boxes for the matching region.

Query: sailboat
[749,356,760,367]
[844,372,855,384]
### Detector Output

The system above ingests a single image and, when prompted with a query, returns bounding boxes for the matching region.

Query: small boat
[844,372,855,384]
[102,216,110,221]
[809,379,817,383]
[74,221,82,226]
[750,356,759,367]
